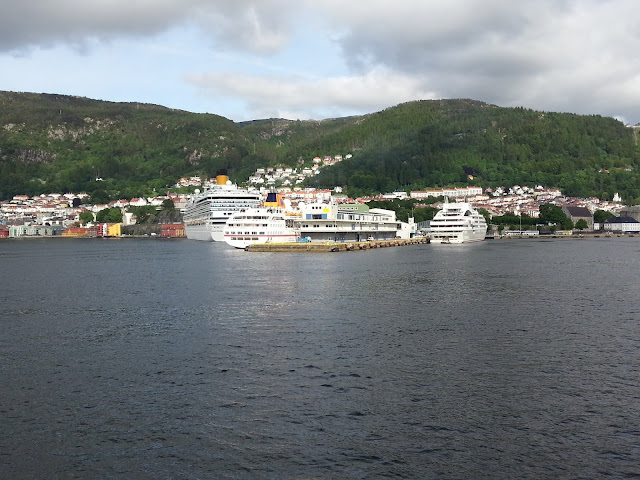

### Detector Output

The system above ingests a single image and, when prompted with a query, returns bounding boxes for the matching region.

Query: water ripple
[1,238,639,479]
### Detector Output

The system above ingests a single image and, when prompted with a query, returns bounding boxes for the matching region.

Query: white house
[603,216,640,233]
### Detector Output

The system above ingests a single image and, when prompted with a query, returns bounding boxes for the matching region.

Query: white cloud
[185,68,436,120]
[1,0,640,122]
[308,0,640,122]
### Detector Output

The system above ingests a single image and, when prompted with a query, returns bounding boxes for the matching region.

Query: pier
[246,237,429,252]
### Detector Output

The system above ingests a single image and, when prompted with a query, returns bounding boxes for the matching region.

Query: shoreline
[2,233,638,242]
[488,232,638,239]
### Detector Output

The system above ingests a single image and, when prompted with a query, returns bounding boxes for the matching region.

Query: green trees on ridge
[1,93,639,203]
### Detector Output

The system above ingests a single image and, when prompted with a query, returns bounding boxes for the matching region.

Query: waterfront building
[296,203,413,242]
[161,224,186,238]
[96,223,122,237]
[603,216,640,233]
[62,227,89,237]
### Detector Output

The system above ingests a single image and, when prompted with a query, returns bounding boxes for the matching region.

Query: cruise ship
[222,191,299,248]
[428,199,487,244]
[223,208,299,249]
[183,173,262,241]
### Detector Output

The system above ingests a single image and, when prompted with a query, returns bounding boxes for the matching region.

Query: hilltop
[1,91,639,202]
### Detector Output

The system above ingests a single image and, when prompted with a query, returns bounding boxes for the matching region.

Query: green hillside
[1,92,639,202]
[306,99,640,201]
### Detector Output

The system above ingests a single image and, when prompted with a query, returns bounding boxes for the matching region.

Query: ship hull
[430,229,486,244]
[184,224,215,241]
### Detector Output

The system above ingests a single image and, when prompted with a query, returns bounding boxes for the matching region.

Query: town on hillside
[2,153,639,238]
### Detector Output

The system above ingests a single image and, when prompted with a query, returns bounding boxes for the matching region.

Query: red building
[161,224,186,238]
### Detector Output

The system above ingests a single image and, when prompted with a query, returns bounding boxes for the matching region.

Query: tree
[575,219,588,230]
[539,204,569,225]
[78,211,94,225]
[128,205,157,224]
[96,207,123,223]
[477,208,491,225]
[594,209,615,224]
[561,218,574,230]
[89,189,110,205]
[161,199,175,211]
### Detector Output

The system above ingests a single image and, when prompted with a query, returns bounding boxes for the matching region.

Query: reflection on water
[1,238,639,479]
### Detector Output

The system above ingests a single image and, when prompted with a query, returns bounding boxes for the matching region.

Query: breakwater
[246,237,429,252]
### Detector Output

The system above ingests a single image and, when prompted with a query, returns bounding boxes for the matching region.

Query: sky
[1,0,640,124]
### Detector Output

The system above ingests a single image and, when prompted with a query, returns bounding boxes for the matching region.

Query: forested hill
[1,91,639,202]
[305,100,640,202]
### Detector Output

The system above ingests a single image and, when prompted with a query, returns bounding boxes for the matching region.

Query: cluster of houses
[347,185,638,233]
[247,155,351,187]
[2,156,640,238]
[174,154,352,190]
[0,222,186,239]
[0,192,190,238]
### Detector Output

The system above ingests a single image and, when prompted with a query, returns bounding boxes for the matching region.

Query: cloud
[0,0,294,54]
[182,0,640,122]
[315,0,640,121]
[185,68,436,120]
[1,0,640,123]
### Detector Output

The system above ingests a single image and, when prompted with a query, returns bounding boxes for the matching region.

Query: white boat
[223,207,300,249]
[429,199,487,244]
[183,172,262,241]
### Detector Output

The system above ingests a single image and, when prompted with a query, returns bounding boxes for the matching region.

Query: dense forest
[1,92,639,203]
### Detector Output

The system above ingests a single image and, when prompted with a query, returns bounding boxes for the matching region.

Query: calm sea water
[1,237,639,479]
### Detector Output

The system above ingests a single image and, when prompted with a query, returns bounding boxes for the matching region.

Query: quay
[246,237,429,252]
[487,233,638,240]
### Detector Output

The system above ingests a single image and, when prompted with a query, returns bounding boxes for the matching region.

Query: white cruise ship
[223,208,300,249]
[222,191,299,248]
[429,199,487,244]
[183,173,262,241]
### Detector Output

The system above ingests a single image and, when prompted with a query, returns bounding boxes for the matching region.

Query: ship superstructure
[183,173,262,241]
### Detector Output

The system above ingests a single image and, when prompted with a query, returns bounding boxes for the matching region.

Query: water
[1,237,639,479]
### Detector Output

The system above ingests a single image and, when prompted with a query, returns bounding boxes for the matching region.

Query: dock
[246,237,429,252]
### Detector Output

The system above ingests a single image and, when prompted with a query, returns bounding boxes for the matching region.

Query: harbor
[246,237,429,252]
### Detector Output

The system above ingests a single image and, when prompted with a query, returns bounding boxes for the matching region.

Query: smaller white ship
[429,199,487,244]
[222,191,300,249]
